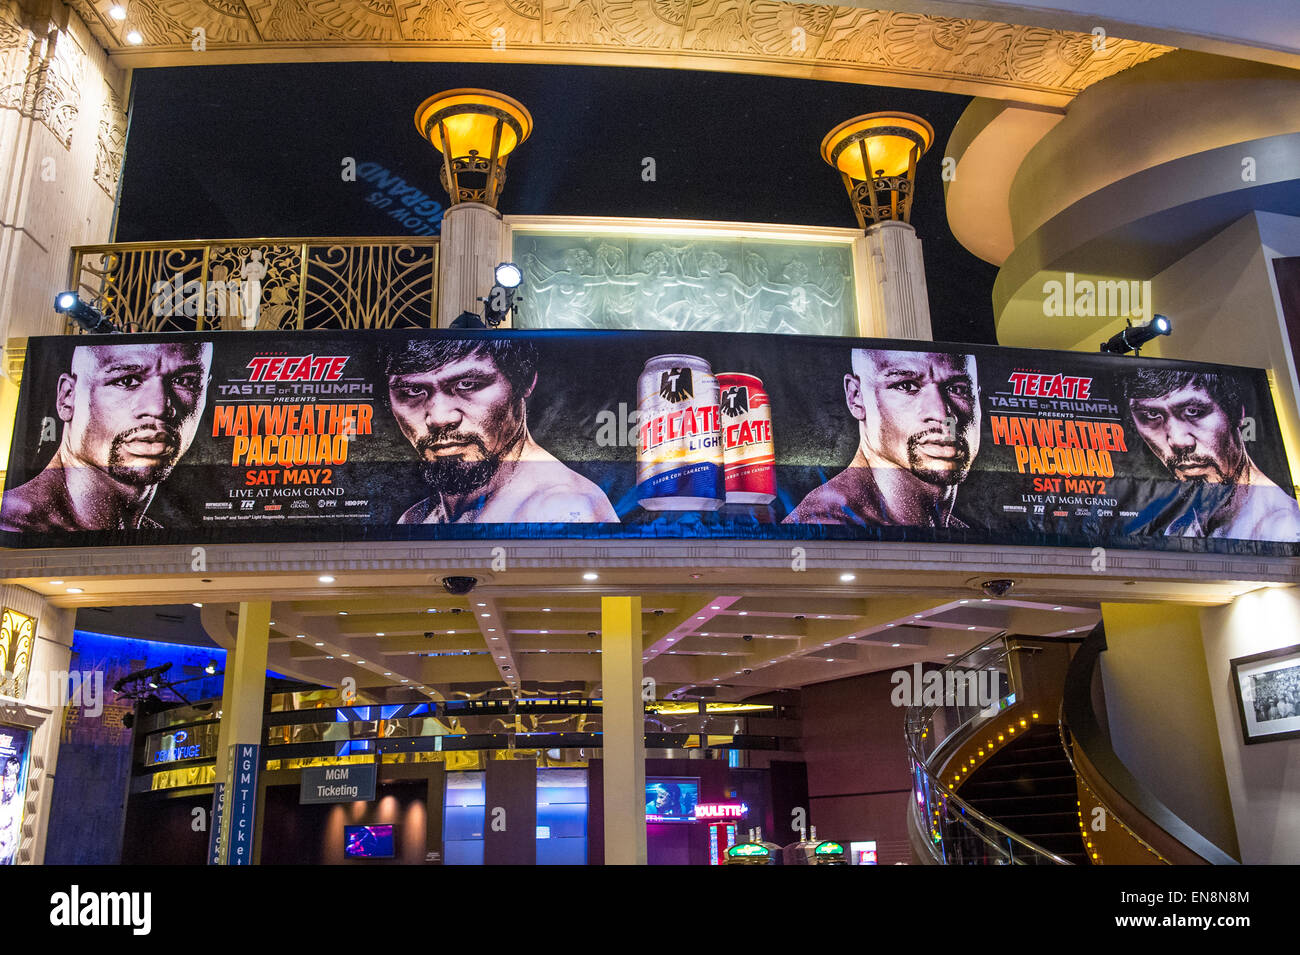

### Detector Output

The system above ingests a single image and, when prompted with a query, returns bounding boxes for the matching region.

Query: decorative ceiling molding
[68,0,1170,105]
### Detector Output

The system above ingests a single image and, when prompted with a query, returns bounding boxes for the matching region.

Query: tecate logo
[245,355,349,382]
[264,504,281,512]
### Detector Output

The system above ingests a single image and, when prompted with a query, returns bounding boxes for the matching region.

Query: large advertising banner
[1,329,1296,554]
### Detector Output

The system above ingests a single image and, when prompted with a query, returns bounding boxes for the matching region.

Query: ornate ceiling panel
[69,0,1170,104]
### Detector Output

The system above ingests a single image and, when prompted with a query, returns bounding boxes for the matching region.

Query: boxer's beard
[415,420,524,497]
[905,428,973,486]
[106,426,182,486]
[1164,446,1244,484]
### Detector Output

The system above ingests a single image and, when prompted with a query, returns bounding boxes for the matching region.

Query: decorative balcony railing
[67,237,439,334]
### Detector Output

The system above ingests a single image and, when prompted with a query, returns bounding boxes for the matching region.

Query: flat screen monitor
[645,777,699,822]
[344,824,395,859]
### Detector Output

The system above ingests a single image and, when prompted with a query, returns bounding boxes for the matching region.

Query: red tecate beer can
[716,372,775,505]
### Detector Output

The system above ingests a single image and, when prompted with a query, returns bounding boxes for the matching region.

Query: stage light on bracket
[54,291,119,334]
[1100,314,1171,355]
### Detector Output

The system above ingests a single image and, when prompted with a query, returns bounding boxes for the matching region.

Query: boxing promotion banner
[1,328,1296,554]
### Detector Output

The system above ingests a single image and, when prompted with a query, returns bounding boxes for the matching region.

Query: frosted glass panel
[512,231,856,336]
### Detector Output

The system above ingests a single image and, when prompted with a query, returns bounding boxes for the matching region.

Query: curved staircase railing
[905,632,1069,865]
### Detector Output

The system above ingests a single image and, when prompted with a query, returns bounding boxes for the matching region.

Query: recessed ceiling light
[314,642,323,647]
[1053,606,1062,611]
[357,660,365,664]
[384,672,391,676]
[341,653,349,658]
[126,29,142,43]
[982,598,990,602]
[583,572,599,581]
[967,626,976,630]
[477,602,486,607]
[886,624,895,628]
[338,611,348,616]
[192,602,203,608]
[840,573,856,582]
[296,634,305,639]
[448,630,455,634]
[326,656,333,660]
[401,679,409,683]
[318,575,335,583]
[50,580,63,585]
[109,5,126,21]
[269,621,276,626]
[426,608,437,614]
[710,605,720,610]
[481,613,490,617]
[959,599,968,604]
[376,632,385,636]
[738,611,748,616]
[66,587,83,594]
[540,630,548,634]
[891,643,900,647]
[543,608,551,612]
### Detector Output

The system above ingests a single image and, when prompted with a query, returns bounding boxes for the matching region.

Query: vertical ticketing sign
[207,782,226,865]
[219,743,259,865]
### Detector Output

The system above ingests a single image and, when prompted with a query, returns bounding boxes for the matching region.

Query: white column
[862,220,933,341]
[437,202,505,328]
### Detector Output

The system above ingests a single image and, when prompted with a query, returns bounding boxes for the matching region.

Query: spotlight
[481,282,518,327]
[53,291,118,333]
[1100,315,1171,355]
[494,262,522,289]
[204,661,217,675]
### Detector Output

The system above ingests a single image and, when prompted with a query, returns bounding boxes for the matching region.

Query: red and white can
[717,372,775,505]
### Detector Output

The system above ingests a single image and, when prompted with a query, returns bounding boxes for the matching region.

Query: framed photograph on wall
[1231,644,1300,744]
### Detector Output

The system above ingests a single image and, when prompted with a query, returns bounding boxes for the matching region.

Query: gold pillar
[601,596,646,865]
[213,601,270,864]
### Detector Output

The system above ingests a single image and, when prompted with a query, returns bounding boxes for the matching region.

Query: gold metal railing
[68,237,439,334]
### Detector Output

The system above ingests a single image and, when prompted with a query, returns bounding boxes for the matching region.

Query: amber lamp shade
[414,88,534,208]
[820,111,933,227]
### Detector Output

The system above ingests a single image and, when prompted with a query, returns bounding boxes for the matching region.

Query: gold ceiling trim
[70,0,1170,105]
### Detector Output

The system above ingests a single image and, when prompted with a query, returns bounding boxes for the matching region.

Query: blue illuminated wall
[44,630,227,864]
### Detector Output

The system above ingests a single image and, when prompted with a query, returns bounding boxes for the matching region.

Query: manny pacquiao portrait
[0,342,212,533]
[382,337,617,523]
[1124,367,1300,541]
[786,348,980,527]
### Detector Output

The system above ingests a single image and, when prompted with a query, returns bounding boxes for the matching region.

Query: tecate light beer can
[717,372,776,505]
[637,354,724,510]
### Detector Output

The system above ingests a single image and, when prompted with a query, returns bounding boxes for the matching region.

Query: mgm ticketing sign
[0,328,1296,555]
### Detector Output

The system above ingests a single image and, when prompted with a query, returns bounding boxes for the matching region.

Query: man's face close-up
[62,343,211,487]
[1129,384,1243,483]
[388,351,528,495]
[850,350,980,486]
